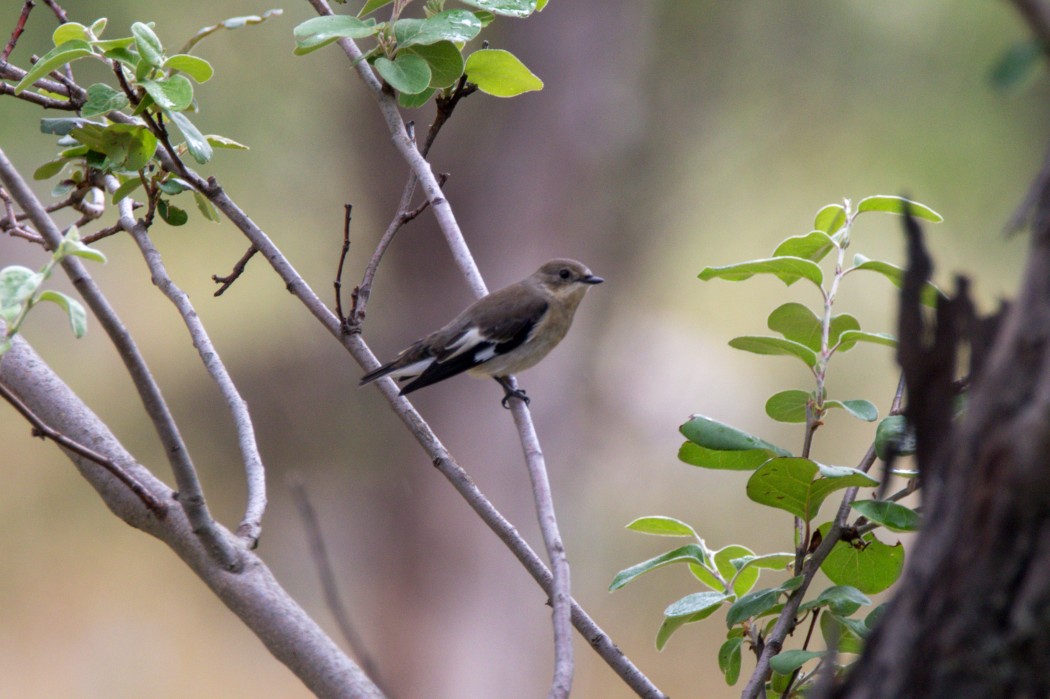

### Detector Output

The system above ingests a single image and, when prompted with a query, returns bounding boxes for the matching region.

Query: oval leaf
[457,0,537,17]
[142,74,194,111]
[747,458,878,522]
[626,515,698,538]
[818,523,905,594]
[767,302,822,351]
[464,48,543,97]
[849,254,944,308]
[82,83,129,118]
[814,204,847,235]
[166,110,213,164]
[163,54,214,82]
[131,22,165,67]
[36,290,88,337]
[699,256,823,287]
[395,10,481,48]
[403,41,465,88]
[825,399,878,422]
[770,649,824,675]
[856,195,943,222]
[680,415,791,456]
[678,442,777,471]
[609,544,707,591]
[14,40,94,95]
[765,389,811,423]
[850,500,920,533]
[836,329,897,351]
[772,230,836,262]
[728,336,818,368]
[293,15,379,55]
[719,637,743,685]
[374,53,432,94]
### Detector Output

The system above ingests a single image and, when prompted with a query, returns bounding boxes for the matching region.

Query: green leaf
[807,584,871,616]
[0,266,42,313]
[746,458,878,522]
[374,53,432,94]
[767,302,822,351]
[163,54,214,82]
[90,18,108,37]
[770,649,824,675]
[718,636,743,685]
[158,198,189,226]
[850,500,920,533]
[728,336,818,368]
[875,415,916,460]
[142,74,194,111]
[818,522,905,594]
[464,48,543,97]
[609,544,707,591]
[33,158,70,181]
[457,0,538,17]
[856,195,943,222]
[714,544,759,597]
[56,229,107,264]
[181,10,283,53]
[81,83,129,118]
[726,587,782,627]
[680,415,791,456]
[765,389,810,423]
[358,0,394,16]
[131,22,165,68]
[849,254,944,308]
[990,40,1043,92]
[678,442,777,471]
[828,314,861,348]
[36,290,88,337]
[814,204,847,235]
[205,134,249,150]
[53,22,92,46]
[773,230,836,262]
[657,590,730,650]
[193,191,221,223]
[821,611,866,654]
[41,117,101,135]
[166,110,213,164]
[157,177,191,195]
[699,256,823,287]
[293,15,379,55]
[125,127,158,171]
[836,329,897,351]
[626,516,698,538]
[14,40,94,95]
[94,36,136,53]
[395,10,481,48]
[404,41,465,88]
[398,87,437,108]
[825,399,878,422]
[112,176,143,204]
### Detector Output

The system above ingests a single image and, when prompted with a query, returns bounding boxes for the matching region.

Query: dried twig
[2,1,34,62]
[0,380,167,517]
[212,245,259,296]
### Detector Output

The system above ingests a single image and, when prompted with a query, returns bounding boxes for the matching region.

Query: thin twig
[114,183,267,548]
[0,146,242,571]
[288,476,392,696]
[39,0,67,23]
[0,380,167,516]
[335,204,353,328]
[212,245,259,296]
[1,1,34,62]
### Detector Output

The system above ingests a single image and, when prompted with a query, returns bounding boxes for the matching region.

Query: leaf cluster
[293,0,545,105]
[612,196,935,695]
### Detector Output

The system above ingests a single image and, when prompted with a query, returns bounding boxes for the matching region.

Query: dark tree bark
[828,183,1050,697]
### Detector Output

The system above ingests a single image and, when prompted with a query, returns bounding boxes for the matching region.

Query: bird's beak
[582,274,604,285]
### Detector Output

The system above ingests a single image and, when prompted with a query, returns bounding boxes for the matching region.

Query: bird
[360,258,603,407]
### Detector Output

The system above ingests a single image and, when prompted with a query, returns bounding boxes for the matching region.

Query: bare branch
[113,184,267,547]
[2,1,34,63]
[0,145,241,571]
[212,244,259,296]
[0,334,384,699]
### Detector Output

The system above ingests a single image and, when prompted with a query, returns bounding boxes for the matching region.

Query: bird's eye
[559,268,571,280]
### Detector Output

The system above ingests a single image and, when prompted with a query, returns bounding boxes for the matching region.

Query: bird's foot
[496,376,530,409]
[501,387,530,409]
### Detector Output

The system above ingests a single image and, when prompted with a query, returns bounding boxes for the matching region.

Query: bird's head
[531,259,604,301]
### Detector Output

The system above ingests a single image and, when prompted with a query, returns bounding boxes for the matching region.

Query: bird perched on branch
[360,258,603,407]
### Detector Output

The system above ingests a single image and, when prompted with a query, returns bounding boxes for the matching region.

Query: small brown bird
[360,258,603,406]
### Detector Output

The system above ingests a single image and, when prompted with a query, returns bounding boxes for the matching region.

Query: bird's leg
[495,376,530,409]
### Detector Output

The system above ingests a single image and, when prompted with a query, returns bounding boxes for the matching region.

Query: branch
[1,1,34,63]
[114,184,267,548]
[212,244,259,296]
[301,4,576,692]
[0,145,241,571]
[0,334,383,699]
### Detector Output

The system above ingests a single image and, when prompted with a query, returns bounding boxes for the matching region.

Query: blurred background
[0,1,1043,697]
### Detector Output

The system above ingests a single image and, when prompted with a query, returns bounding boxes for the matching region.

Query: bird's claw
[501,387,530,409]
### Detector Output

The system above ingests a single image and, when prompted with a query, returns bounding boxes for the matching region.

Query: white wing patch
[444,327,486,359]
[384,357,434,381]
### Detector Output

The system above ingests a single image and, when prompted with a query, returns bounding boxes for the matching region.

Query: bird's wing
[398,292,548,395]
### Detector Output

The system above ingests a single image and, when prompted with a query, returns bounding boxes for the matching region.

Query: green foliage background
[0,1,1041,697]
